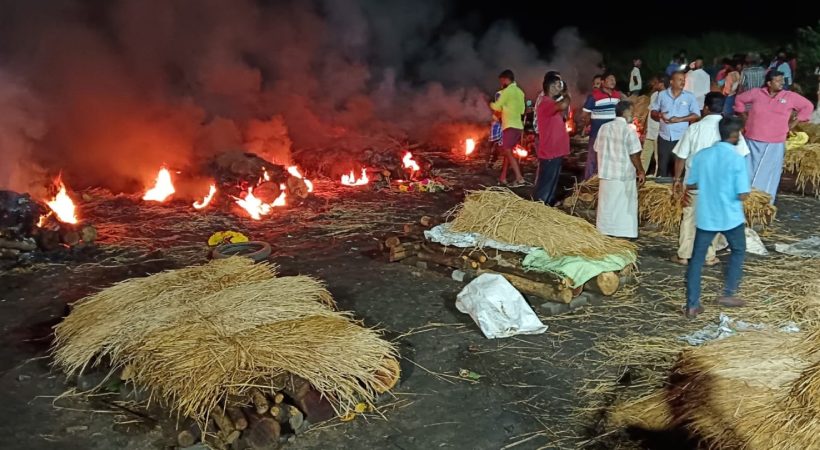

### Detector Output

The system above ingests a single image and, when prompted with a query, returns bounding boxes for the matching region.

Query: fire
[143,167,175,202]
[44,179,78,224]
[272,183,287,207]
[193,184,217,210]
[341,168,369,186]
[287,166,314,193]
[513,145,528,158]
[630,117,643,139]
[262,169,270,182]
[465,138,476,156]
[565,109,576,134]
[234,183,287,220]
[235,187,271,220]
[402,151,420,175]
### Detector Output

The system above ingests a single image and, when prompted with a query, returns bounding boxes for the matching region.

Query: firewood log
[176,422,202,447]
[416,251,468,270]
[211,409,235,435]
[283,376,336,422]
[226,407,248,431]
[60,229,80,247]
[0,238,36,251]
[477,269,573,303]
[0,248,20,259]
[269,405,287,423]
[250,388,269,415]
[37,229,61,251]
[583,272,620,296]
[288,405,305,433]
[384,236,402,249]
[403,223,425,235]
[244,411,281,449]
[419,215,441,227]
[273,393,284,405]
[389,243,420,262]
[79,225,97,243]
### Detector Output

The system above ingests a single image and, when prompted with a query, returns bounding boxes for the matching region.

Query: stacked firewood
[173,376,335,450]
[383,216,625,305]
[0,191,96,266]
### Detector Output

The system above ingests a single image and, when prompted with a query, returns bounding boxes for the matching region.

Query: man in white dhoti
[671,92,750,266]
[595,101,646,238]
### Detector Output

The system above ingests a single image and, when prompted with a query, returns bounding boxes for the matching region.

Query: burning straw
[448,188,636,259]
[53,258,398,424]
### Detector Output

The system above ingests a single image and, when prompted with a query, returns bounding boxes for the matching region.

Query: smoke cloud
[0,0,602,193]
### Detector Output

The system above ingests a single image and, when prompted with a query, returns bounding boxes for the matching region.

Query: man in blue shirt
[683,116,751,319]
[650,71,700,177]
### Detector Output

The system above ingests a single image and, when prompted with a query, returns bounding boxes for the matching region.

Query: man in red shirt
[533,74,571,205]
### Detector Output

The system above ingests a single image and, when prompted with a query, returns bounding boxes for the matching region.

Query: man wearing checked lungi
[733,70,814,203]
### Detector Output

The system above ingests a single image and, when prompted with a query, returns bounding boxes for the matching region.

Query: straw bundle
[448,188,636,259]
[625,95,650,128]
[608,391,674,432]
[743,189,777,227]
[637,181,682,234]
[784,143,820,196]
[53,258,398,425]
[667,331,820,449]
[569,179,775,231]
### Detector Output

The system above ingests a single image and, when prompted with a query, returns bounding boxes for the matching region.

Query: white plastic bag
[455,273,548,339]
[745,228,768,256]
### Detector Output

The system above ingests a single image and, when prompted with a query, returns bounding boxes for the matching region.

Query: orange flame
[44,179,78,224]
[403,151,420,174]
[565,109,576,134]
[465,138,476,156]
[143,167,175,202]
[341,168,369,186]
[235,187,271,220]
[272,183,287,207]
[193,184,217,210]
[513,145,528,158]
[287,166,314,193]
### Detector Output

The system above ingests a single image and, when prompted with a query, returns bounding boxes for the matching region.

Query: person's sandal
[705,257,720,266]
[682,305,705,319]
[670,256,688,265]
[509,179,530,188]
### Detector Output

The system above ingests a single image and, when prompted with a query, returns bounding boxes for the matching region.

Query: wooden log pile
[383,215,626,305]
[0,191,96,267]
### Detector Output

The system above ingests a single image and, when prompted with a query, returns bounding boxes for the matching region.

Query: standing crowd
[487,49,815,319]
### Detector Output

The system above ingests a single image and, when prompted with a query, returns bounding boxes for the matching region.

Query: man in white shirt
[629,58,642,96]
[595,101,646,238]
[684,56,711,110]
[671,92,750,265]
[640,76,665,175]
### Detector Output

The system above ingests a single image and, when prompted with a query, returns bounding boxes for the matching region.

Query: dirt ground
[1,148,818,450]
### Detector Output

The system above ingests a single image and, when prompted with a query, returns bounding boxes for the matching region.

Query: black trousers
[533,157,563,205]
[657,138,678,177]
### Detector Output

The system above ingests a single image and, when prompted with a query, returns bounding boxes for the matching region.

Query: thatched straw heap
[785,126,820,196]
[53,257,399,426]
[448,188,636,259]
[609,330,820,449]
[567,178,776,232]
[667,331,820,449]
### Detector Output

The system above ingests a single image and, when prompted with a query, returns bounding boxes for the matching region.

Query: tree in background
[796,21,820,103]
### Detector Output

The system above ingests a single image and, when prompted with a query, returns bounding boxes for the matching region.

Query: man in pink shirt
[533,73,571,205]
[734,70,814,202]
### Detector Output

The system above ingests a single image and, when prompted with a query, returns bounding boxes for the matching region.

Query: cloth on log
[424,223,538,254]
[596,179,638,238]
[522,250,635,288]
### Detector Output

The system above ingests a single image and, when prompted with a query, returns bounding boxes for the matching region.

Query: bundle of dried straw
[666,331,820,449]
[568,178,776,232]
[448,188,636,259]
[785,143,820,197]
[53,257,399,424]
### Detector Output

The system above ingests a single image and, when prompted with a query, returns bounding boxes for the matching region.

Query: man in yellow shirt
[490,69,527,187]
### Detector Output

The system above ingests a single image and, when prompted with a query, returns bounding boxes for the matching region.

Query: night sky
[452,0,816,50]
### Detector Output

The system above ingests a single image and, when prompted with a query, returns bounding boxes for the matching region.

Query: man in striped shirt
[582,72,625,179]
[738,56,765,94]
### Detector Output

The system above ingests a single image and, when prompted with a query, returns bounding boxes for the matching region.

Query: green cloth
[522,250,636,288]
